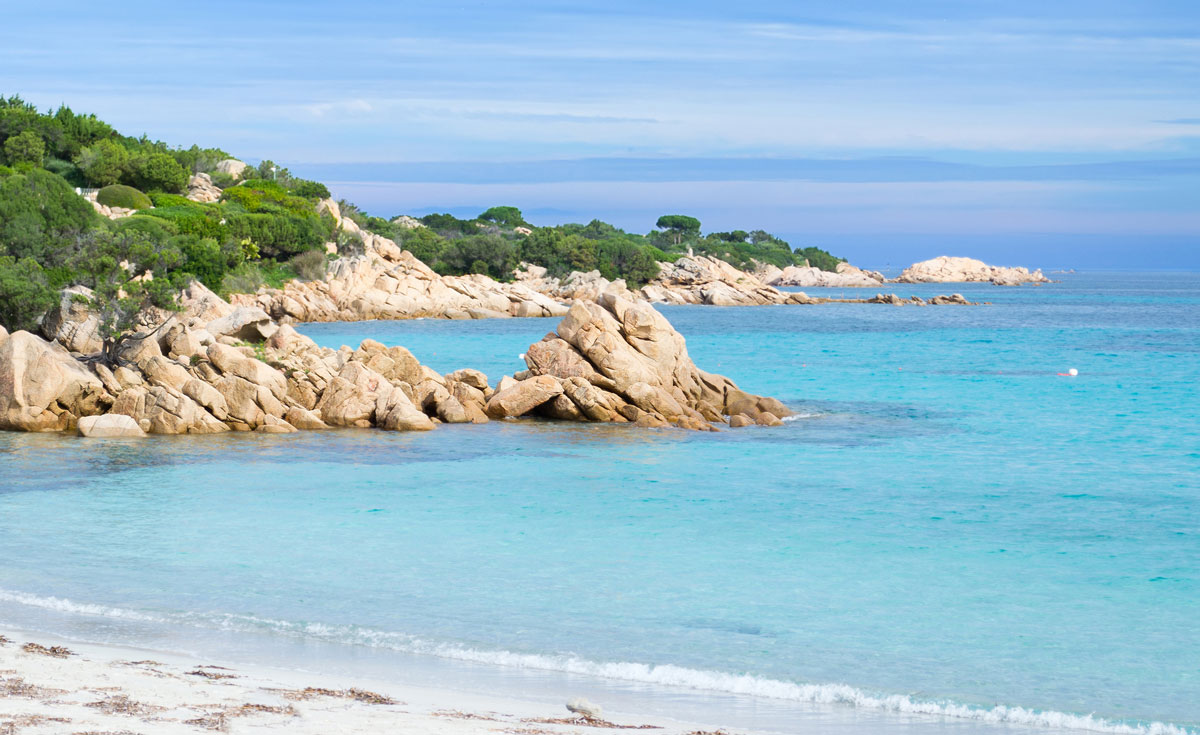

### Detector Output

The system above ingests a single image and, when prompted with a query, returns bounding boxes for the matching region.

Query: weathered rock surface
[759,262,885,288]
[233,200,570,323]
[895,256,1050,286]
[77,413,145,438]
[498,289,790,430]
[41,286,103,354]
[0,331,111,431]
[187,172,222,203]
[215,159,249,180]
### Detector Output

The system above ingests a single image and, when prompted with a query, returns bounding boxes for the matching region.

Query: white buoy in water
[1068,368,1078,376]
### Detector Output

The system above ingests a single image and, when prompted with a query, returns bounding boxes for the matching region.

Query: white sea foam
[781,412,824,422]
[0,587,1192,735]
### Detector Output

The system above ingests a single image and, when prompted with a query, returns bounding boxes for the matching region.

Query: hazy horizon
[4,0,1198,268]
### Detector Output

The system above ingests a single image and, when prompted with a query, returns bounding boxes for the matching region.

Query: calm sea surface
[1,272,1197,734]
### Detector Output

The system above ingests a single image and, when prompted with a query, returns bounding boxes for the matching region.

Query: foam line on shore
[0,587,1192,735]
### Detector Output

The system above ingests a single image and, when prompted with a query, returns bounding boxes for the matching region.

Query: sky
[4,0,1199,268]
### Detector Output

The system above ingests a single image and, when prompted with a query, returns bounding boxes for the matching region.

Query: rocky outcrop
[215,159,248,180]
[2,277,794,435]
[485,288,790,430]
[40,286,103,354]
[895,256,1050,286]
[867,293,977,306]
[0,331,112,431]
[187,173,222,203]
[759,262,885,288]
[391,215,425,230]
[235,200,570,323]
[640,256,797,306]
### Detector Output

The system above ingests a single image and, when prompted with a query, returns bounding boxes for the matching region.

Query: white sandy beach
[0,629,737,735]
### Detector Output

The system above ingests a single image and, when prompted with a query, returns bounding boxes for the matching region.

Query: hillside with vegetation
[0,96,844,348]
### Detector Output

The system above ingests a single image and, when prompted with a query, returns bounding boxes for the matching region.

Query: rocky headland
[515,256,975,308]
[756,262,886,288]
[236,200,570,322]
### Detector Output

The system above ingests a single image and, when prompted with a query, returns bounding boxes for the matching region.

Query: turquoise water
[0,273,1197,733]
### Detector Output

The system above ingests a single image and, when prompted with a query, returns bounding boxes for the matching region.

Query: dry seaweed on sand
[433,710,502,721]
[84,694,165,716]
[185,669,238,680]
[21,642,74,658]
[231,703,297,717]
[1,715,71,734]
[1,675,67,698]
[70,731,144,735]
[276,686,399,705]
[184,703,297,730]
[524,717,662,729]
[183,711,228,731]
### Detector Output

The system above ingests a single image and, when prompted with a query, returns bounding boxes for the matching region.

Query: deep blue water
[0,272,1197,734]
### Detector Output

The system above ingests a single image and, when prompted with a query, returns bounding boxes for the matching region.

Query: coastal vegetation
[0,95,845,338]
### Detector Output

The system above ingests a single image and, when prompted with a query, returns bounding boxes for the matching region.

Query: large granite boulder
[510,292,787,429]
[0,331,111,431]
[77,414,145,438]
[41,286,103,354]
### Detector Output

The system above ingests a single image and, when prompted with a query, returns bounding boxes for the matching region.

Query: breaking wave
[0,588,1191,735]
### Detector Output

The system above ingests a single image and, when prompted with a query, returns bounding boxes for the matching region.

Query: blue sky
[4,0,1199,267]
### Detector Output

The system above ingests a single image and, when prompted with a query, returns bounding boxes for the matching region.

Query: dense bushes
[223,211,330,260]
[0,255,56,331]
[97,184,152,210]
[0,169,98,263]
[126,151,188,193]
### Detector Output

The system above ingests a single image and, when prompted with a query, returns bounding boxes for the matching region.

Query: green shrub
[97,184,152,210]
[478,206,528,227]
[127,151,187,193]
[222,178,317,217]
[3,130,45,167]
[219,259,297,296]
[397,226,447,265]
[0,169,99,263]
[223,211,330,259]
[433,234,517,279]
[43,157,86,187]
[289,250,327,281]
[178,236,241,291]
[289,179,330,199]
[75,139,129,187]
[0,255,56,332]
[209,170,236,189]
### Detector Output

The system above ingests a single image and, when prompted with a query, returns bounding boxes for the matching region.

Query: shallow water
[1,272,1197,734]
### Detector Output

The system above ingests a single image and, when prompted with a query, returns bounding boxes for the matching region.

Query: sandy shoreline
[0,628,743,735]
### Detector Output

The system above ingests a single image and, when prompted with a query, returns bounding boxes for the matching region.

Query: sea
[0,271,1196,734]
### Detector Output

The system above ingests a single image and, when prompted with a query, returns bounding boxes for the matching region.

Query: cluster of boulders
[187,172,222,203]
[757,262,886,288]
[492,289,790,430]
[237,200,570,322]
[867,293,976,306]
[0,279,790,437]
[895,256,1050,286]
